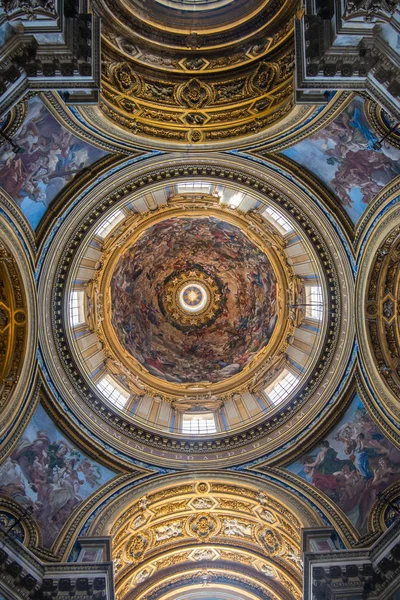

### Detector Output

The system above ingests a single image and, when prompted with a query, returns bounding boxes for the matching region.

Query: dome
[37,151,353,466]
[109,216,279,384]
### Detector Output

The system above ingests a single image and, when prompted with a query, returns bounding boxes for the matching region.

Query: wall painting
[0,96,108,229]
[287,394,400,535]
[282,97,400,224]
[0,404,115,547]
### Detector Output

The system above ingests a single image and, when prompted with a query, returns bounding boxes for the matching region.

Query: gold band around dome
[90,197,295,403]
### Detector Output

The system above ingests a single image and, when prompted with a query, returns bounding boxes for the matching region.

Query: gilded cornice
[41,90,352,154]
[129,567,287,600]
[125,564,293,600]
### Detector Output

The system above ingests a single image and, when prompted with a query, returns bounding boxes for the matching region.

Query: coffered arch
[0,201,37,451]
[87,472,317,600]
[356,186,400,442]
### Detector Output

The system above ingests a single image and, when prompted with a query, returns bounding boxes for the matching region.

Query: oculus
[180,284,207,312]
[162,269,223,328]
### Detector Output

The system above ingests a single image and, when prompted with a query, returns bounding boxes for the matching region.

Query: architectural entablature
[0,0,101,119]
[294,0,400,119]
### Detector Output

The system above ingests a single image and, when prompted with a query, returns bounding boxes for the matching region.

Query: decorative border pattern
[46,166,340,458]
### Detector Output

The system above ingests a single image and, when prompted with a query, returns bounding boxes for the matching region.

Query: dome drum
[70,196,322,436]
[38,157,351,467]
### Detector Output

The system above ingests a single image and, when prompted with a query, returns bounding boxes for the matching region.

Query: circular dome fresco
[109,217,278,384]
[38,155,353,467]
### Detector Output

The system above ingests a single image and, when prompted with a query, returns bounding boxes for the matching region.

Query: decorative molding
[37,154,354,468]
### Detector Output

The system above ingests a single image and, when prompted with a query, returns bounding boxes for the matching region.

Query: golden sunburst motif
[162,270,222,328]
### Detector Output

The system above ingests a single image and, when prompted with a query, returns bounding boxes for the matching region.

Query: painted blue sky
[0,97,107,229]
[282,97,400,224]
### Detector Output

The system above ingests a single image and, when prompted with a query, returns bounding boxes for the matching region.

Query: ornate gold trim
[90,197,293,402]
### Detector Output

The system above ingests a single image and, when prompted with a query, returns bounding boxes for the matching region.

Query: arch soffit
[87,472,316,599]
[355,195,400,436]
[0,208,37,447]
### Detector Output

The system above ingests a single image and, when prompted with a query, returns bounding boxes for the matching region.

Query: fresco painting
[0,96,107,229]
[111,216,278,384]
[282,97,400,224]
[287,395,400,534]
[0,404,115,547]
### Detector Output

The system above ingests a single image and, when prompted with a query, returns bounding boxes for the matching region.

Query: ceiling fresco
[0,404,115,548]
[0,97,108,229]
[93,0,297,147]
[286,394,400,536]
[282,96,400,224]
[1,0,400,591]
[110,216,278,384]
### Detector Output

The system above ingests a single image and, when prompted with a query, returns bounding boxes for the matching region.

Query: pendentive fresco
[0,97,108,229]
[287,395,400,535]
[282,97,400,224]
[0,404,115,547]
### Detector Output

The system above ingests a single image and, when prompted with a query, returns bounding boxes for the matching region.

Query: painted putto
[282,97,400,224]
[110,216,278,384]
[287,395,400,534]
[0,404,115,547]
[0,97,107,229]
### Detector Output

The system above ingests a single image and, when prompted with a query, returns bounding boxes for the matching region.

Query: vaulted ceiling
[0,1,400,599]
